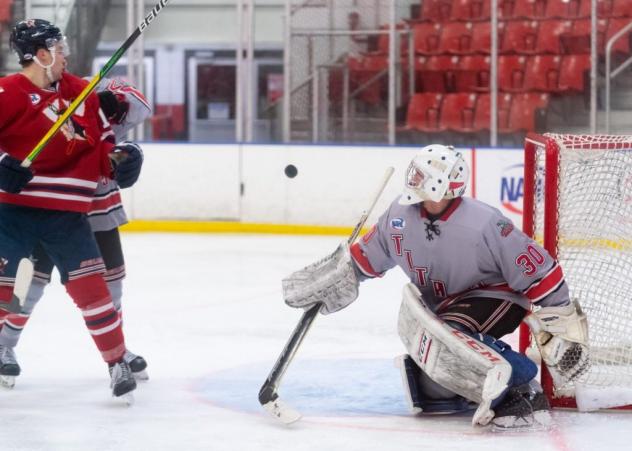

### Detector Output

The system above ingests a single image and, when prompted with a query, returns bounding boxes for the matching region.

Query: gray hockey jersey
[352,196,569,312]
[88,78,152,231]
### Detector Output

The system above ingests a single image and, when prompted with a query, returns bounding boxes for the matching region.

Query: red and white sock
[66,274,126,364]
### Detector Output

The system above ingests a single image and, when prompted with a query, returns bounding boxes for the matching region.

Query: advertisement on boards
[471,148,524,230]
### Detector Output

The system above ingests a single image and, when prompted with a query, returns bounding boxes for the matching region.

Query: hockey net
[521,133,632,411]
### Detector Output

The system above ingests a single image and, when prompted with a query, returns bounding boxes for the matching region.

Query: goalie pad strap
[398,283,512,425]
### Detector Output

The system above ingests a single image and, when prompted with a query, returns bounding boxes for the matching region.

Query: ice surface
[2,233,630,451]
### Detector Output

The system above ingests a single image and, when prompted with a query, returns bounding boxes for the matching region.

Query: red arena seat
[537,19,574,54]
[579,0,614,18]
[440,92,478,132]
[512,0,548,19]
[413,22,443,54]
[524,55,563,92]
[450,0,490,21]
[438,21,474,54]
[498,0,515,20]
[546,0,584,19]
[564,18,608,53]
[471,21,506,54]
[454,55,491,91]
[502,20,539,53]
[421,0,453,22]
[559,54,591,91]
[406,93,444,132]
[612,0,632,17]
[415,55,460,92]
[474,92,514,132]
[499,55,528,91]
[508,92,549,132]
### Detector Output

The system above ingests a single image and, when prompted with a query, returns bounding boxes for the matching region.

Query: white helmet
[399,144,469,205]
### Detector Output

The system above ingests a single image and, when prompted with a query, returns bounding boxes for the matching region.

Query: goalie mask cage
[520,132,632,411]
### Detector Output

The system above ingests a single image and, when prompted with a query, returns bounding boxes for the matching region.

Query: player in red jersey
[0,78,151,388]
[0,19,143,401]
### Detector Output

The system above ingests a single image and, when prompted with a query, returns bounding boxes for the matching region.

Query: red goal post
[520,132,632,411]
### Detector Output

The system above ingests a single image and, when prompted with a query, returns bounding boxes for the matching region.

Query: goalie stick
[258,166,395,424]
[21,0,171,168]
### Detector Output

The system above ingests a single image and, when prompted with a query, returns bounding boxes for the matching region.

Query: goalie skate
[491,385,552,431]
[109,360,137,405]
[124,350,149,381]
[0,345,20,389]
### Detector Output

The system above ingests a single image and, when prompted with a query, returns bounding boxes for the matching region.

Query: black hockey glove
[0,154,34,193]
[110,142,144,189]
[98,90,129,124]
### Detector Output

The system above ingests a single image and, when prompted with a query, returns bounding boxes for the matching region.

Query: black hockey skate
[0,345,20,389]
[109,360,137,405]
[491,384,552,430]
[124,350,149,381]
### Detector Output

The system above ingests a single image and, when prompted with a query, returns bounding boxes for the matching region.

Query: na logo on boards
[500,164,524,215]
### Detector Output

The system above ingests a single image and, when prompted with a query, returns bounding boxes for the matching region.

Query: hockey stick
[4,258,34,314]
[20,0,171,168]
[258,166,395,424]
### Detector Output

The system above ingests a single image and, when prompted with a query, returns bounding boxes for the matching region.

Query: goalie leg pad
[396,354,476,415]
[398,283,513,426]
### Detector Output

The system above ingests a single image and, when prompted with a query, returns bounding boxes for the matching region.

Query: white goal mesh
[525,133,632,410]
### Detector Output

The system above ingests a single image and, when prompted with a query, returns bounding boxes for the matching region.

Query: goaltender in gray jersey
[284,144,589,430]
[354,195,569,313]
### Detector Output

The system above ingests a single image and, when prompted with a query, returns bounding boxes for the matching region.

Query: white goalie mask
[399,145,469,205]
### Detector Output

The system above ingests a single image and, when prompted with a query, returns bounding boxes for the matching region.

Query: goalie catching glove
[283,241,359,315]
[525,300,590,387]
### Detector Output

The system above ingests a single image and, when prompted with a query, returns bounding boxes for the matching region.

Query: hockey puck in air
[284,164,298,178]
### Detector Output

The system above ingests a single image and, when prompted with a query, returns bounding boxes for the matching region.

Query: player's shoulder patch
[496,218,514,237]
[391,217,406,230]
[29,93,41,105]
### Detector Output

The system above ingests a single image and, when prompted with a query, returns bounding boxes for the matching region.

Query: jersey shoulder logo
[391,217,406,230]
[496,219,514,237]
[29,93,41,105]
